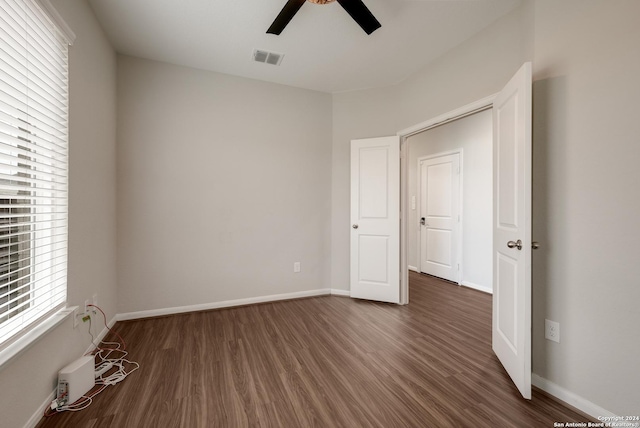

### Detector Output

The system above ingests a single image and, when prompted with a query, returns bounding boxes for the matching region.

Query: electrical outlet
[84,299,90,314]
[293,262,301,273]
[545,319,560,343]
[92,293,98,308]
[73,307,79,328]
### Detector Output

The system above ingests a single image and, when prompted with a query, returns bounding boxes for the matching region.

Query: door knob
[507,239,523,250]
[352,224,359,229]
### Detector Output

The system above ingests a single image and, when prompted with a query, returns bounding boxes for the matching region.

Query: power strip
[95,362,113,378]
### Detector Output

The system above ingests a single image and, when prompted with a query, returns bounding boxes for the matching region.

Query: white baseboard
[84,314,118,355]
[532,374,616,420]
[24,389,56,428]
[330,289,350,297]
[460,280,492,294]
[408,265,419,273]
[117,288,333,321]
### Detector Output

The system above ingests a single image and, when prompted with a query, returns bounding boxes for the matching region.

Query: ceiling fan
[267,0,381,36]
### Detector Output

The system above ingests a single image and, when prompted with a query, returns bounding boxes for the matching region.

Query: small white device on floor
[56,355,95,406]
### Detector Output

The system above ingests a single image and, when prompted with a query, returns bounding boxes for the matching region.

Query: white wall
[116,56,333,314]
[407,109,492,292]
[0,1,118,427]
[530,0,640,415]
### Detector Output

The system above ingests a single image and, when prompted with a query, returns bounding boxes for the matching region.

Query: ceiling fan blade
[267,0,307,35]
[336,0,381,35]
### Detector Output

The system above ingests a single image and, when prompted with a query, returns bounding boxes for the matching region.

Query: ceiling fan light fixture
[307,0,336,4]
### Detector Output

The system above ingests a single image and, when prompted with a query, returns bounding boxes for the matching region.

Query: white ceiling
[88,0,521,93]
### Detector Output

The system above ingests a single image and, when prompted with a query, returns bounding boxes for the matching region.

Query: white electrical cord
[45,308,140,417]
[94,343,140,387]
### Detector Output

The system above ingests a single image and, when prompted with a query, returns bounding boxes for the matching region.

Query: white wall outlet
[545,319,560,343]
[293,262,301,273]
[84,299,90,314]
[92,293,98,308]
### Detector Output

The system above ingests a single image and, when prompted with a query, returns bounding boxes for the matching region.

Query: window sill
[0,306,78,371]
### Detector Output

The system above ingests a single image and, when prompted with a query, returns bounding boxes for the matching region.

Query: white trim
[398,94,497,138]
[408,265,419,273]
[330,289,350,297]
[35,0,76,45]
[397,94,497,306]
[400,136,409,304]
[117,289,333,321]
[460,280,492,294]
[84,314,118,355]
[24,390,56,428]
[532,374,616,420]
[0,307,76,371]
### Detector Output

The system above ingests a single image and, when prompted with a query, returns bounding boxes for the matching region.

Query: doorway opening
[407,109,493,294]
[398,94,497,304]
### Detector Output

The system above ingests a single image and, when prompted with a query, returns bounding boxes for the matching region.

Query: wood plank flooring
[37,272,590,427]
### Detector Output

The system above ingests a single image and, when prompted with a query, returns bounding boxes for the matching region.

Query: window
[0,0,69,348]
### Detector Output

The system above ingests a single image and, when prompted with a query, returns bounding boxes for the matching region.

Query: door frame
[416,150,463,284]
[397,94,497,304]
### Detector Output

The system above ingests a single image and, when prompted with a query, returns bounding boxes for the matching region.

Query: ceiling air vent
[253,49,284,66]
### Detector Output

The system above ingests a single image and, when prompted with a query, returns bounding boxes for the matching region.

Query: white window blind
[0,0,69,348]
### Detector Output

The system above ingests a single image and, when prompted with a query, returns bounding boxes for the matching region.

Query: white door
[350,136,400,303]
[419,153,460,282]
[492,62,532,399]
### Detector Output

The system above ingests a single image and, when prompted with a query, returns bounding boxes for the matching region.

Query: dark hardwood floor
[38,272,590,427]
